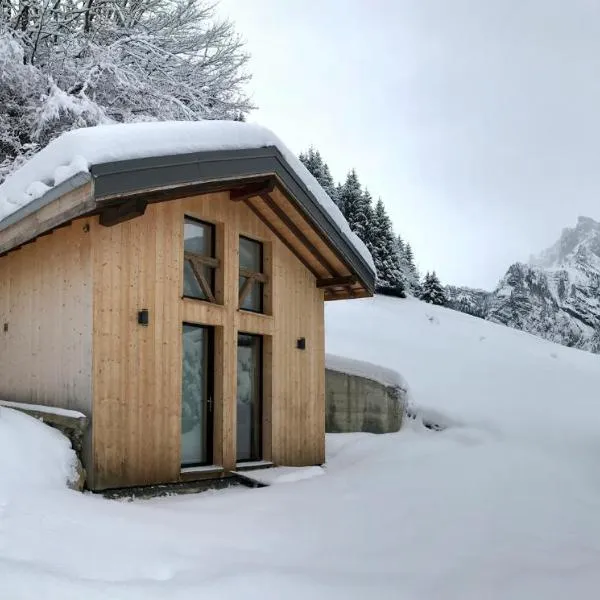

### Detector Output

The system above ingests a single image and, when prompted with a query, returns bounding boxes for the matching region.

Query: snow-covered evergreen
[370,198,405,296]
[395,236,421,294]
[299,147,339,208]
[420,271,447,305]
[0,0,251,183]
[338,171,375,252]
[298,146,432,296]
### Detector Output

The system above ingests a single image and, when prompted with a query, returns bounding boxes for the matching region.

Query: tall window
[237,333,262,462]
[181,324,213,467]
[239,236,266,312]
[183,218,217,302]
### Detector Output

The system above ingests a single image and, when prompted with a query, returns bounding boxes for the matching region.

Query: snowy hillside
[3,296,600,598]
[447,216,600,353]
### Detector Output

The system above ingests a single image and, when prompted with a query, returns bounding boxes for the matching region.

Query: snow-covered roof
[0,121,375,276]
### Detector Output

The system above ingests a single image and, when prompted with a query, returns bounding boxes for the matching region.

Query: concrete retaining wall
[325,355,408,434]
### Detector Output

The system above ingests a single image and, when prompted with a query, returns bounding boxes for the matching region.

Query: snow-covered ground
[3,295,600,598]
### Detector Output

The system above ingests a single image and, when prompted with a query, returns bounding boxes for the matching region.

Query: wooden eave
[0,147,375,299]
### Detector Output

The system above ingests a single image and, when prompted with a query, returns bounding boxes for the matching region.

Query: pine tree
[371,198,405,297]
[335,182,344,213]
[338,170,374,251]
[405,243,416,273]
[396,236,420,294]
[420,271,447,305]
[357,189,375,250]
[299,146,339,208]
[396,234,405,257]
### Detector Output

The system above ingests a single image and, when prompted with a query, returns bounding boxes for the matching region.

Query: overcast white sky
[218,0,600,289]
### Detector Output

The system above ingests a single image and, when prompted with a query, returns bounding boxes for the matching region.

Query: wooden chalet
[0,123,375,490]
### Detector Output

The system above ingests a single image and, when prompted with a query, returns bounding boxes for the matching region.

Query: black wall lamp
[137,309,149,326]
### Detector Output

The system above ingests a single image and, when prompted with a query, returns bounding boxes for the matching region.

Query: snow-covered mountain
[446,216,600,353]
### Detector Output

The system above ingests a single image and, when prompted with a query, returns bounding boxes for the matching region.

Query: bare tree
[0,0,253,182]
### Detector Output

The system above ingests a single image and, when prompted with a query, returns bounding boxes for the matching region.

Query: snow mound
[0,406,79,492]
[325,353,408,390]
[0,120,374,271]
[239,466,325,486]
[326,295,600,441]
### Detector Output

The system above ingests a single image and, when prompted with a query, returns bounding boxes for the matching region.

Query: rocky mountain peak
[530,216,600,271]
[447,217,600,354]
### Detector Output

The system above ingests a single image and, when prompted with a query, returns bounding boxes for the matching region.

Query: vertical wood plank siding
[91,191,325,489]
[0,221,93,412]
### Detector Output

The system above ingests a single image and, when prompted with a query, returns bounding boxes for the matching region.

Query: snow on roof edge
[0,121,375,273]
[0,400,87,420]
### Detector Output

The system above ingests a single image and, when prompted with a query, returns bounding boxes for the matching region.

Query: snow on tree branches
[420,272,447,306]
[299,147,340,209]
[371,198,405,297]
[0,0,252,183]
[299,145,431,298]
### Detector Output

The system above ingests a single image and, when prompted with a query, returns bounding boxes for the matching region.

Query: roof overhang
[0,146,375,298]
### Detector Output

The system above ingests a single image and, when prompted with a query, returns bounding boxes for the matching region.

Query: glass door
[236,333,262,462]
[181,324,213,467]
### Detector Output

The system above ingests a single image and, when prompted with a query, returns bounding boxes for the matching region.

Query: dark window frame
[181,322,215,468]
[236,332,263,463]
[183,216,218,303]
[238,235,267,313]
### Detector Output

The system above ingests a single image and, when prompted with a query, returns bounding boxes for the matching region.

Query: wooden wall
[90,191,325,490]
[0,221,93,414]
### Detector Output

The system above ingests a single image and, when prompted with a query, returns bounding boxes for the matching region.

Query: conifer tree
[420,271,447,305]
[396,234,405,257]
[338,170,374,251]
[396,237,420,294]
[405,243,416,273]
[371,198,405,297]
[357,189,375,250]
[299,146,339,208]
[335,182,344,213]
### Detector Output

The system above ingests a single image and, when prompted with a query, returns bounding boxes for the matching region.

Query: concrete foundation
[325,367,407,434]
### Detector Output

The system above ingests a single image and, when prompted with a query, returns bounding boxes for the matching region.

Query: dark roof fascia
[90,146,376,292]
[0,171,92,234]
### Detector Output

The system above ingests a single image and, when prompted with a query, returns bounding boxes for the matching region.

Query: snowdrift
[326,295,600,441]
[0,406,78,493]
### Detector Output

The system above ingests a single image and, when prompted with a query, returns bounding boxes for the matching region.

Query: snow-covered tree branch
[0,0,253,183]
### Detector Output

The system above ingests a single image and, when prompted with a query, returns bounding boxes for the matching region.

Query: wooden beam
[316,275,357,288]
[184,251,220,269]
[238,273,257,307]
[99,198,147,227]
[229,178,276,202]
[245,199,322,279]
[259,192,339,277]
[187,256,216,303]
[240,267,268,284]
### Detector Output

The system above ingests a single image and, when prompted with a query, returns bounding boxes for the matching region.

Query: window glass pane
[239,237,262,272]
[184,261,210,300]
[239,277,263,312]
[184,261,204,299]
[181,325,210,466]
[183,218,214,300]
[184,219,212,256]
[237,333,262,461]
